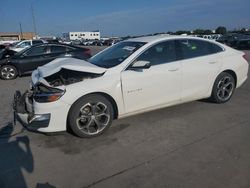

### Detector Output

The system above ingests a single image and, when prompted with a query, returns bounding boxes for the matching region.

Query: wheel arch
[91,92,119,120]
[222,69,237,87]
[5,61,23,76]
[209,69,238,98]
[68,92,119,120]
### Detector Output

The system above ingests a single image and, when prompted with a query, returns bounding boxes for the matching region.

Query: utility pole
[31,3,37,39]
[19,23,23,40]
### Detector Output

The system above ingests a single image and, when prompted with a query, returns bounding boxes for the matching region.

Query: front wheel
[210,72,236,103]
[0,65,18,80]
[68,94,114,138]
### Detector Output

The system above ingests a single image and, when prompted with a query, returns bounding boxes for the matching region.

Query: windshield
[14,46,32,56]
[89,41,146,68]
[15,41,31,48]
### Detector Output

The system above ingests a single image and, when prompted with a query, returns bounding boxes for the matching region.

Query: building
[64,31,101,40]
[0,32,35,41]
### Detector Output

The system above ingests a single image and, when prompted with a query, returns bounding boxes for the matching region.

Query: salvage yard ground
[0,48,249,188]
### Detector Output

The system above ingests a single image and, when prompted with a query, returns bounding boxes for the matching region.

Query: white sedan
[13,35,249,137]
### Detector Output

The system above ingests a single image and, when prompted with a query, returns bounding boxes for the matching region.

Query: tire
[210,72,236,103]
[0,65,18,80]
[68,94,114,138]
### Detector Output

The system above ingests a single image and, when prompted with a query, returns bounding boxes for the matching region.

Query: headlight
[33,83,65,103]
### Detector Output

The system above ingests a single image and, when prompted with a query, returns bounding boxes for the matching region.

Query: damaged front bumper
[13,90,51,131]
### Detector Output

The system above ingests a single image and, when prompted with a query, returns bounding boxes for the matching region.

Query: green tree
[193,29,205,35]
[215,26,227,34]
[174,30,191,35]
[204,29,212,35]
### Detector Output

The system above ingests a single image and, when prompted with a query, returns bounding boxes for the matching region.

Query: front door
[19,45,51,73]
[121,40,182,114]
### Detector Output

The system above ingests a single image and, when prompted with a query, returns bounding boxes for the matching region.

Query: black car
[0,49,17,60]
[92,40,104,46]
[234,39,250,50]
[216,33,249,47]
[0,43,91,80]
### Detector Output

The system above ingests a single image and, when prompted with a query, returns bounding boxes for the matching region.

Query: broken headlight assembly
[33,83,65,103]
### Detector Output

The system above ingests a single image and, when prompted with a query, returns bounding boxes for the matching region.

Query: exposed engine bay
[44,68,103,87]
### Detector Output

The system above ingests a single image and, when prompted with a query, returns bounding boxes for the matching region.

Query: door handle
[208,61,217,64]
[168,68,179,72]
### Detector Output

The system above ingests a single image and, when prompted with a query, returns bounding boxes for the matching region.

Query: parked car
[211,34,222,40]
[0,44,6,50]
[71,40,81,45]
[45,39,60,43]
[62,40,72,45]
[103,39,115,46]
[9,39,46,52]
[234,39,250,50]
[0,49,17,60]
[92,40,104,46]
[13,36,248,138]
[0,40,19,46]
[0,43,91,79]
[216,33,249,47]
[82,40,95,46]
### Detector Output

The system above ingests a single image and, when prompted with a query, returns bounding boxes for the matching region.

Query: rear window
[33,40,43,45]
[50,45,67,53]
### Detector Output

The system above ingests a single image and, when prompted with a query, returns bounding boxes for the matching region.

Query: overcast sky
[0,0,250,37]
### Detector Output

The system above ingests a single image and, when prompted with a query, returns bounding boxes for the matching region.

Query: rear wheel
[0,65,18,80]
[210,72,235,103]
[68,94,114,138]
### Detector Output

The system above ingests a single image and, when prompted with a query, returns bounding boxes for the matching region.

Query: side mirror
[131,60,151,69]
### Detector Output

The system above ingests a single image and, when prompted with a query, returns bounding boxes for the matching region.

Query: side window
[50,46,67,53]
[18,41,31,48]
[177,39,223,60]
[33,40,43,45]
[25,46,47,56]
[207,42,223,54]
[136,40,176,66]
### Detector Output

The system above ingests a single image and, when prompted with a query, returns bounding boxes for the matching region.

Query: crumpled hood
[37,57,106,77]
[31,57,106,86]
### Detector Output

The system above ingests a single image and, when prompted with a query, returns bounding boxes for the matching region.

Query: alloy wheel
[216,76,235,101]
[1,66,16,79]
[76,102,111,135]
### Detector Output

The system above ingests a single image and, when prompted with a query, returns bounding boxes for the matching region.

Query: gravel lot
[0,48,249,188]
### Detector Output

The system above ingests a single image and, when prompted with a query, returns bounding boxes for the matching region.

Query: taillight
[243,54,248,62]
[84,49,91,57]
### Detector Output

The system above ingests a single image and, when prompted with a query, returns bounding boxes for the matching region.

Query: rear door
[49,45,68,58]
[176,39,223,101]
